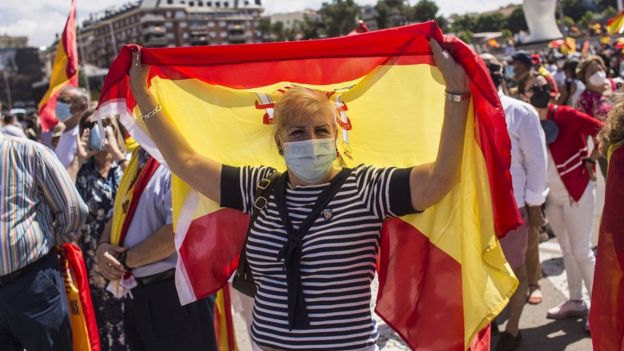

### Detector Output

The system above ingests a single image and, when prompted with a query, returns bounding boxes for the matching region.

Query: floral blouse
[75,159,123,280]
[576,88,613,120]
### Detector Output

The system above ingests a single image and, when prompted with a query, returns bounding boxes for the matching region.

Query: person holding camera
[73,108,128,350]
[523,73,603,330]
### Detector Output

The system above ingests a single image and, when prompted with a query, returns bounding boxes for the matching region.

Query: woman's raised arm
[408,39,470,211]
[129,49,223,203]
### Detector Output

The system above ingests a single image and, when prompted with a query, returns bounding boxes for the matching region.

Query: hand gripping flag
[590,141,624,351]
[38,0,79,131]
[96,21,521,350]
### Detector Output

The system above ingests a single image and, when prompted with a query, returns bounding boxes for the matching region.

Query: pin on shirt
[322,209,333,220]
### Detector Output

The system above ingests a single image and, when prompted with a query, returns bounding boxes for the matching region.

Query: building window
[165,22,173,28]
[208,22,215,27]
[224,1,229,7]
[215,1,220,7]
[180,22,187,28]
[189,1,194,6]
[220,31,227,38]
[244,0,249,5]
[207,1,212,5]
[219,21,226,26]
[198,1,203,5]
[167,0,173,3]
[175,11,185,18]
[209,32,216,38]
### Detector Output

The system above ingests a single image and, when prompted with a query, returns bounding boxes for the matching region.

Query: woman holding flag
[126,38,469,351]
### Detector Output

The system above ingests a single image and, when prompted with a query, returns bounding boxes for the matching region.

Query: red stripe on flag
[376,218,464,350]
[178,209,250,298]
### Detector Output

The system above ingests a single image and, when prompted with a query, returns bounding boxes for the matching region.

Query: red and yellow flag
[60,243,101,351]
[590,141,624,351]
[97,21,520,350]
[608,11,624,35]
[38,0,79,131]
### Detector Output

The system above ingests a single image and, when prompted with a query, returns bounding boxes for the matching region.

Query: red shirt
[546,104,604,201]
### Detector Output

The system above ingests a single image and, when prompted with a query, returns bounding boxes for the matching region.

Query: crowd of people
[0,36,622,351]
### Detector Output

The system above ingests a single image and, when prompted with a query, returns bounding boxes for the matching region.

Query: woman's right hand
[129,49,151,100]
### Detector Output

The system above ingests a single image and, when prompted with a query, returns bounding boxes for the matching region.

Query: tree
[507,6,528,34]
[602,6,618,20]
[474,13,506,33]
[561,0,589,22]
[375,0,409,29]
[450,14,477,34]
[271,21,285,41]
[409,0,439,23]
[318,0,361,37]
[579,11,595,29]
[301,13,324,39]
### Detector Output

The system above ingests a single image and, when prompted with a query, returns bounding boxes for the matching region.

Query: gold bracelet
[141,105,162,120]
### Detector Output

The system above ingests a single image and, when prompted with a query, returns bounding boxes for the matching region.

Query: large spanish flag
[96,21,520,350]
[590,141,624,351]
[38,0,79,131]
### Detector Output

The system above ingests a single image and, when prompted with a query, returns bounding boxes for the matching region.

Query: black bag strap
[274,168,352,330]
[235,170,281,281]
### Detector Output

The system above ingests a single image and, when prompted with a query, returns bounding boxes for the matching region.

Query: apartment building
[78,0,263,68]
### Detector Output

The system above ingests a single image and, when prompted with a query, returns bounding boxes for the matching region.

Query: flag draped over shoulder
[38,0,79,131]
[96,21,521,350]
[590,141,624,351]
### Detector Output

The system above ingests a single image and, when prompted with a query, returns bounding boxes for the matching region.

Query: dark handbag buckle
[257,178,270,190]
[254,196,267,211]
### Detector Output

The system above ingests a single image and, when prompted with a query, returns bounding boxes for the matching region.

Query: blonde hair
[598,94,624,156]
[273,86,336,134]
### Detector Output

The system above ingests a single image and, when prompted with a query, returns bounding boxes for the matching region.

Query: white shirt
[54,124,79,168]
[499,91,549,207]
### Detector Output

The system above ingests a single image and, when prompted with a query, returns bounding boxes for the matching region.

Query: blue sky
[0,0,522,48]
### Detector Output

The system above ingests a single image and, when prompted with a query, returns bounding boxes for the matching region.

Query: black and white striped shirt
[221,164,417,350]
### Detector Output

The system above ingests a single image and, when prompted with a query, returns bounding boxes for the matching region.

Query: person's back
[0,133,88,350]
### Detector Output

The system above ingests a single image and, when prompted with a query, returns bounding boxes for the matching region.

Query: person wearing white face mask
[128,39,470,351]
[53,86,90,169]
[576,56,615,178]
[576,56,614,121]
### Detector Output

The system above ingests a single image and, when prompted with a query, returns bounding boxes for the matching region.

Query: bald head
[480,53,500,66]
[480,53,504,89]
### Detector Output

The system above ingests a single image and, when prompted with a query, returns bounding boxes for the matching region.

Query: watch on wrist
[445,90,471,103]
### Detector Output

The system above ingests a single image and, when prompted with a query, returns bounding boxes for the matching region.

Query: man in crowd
[1,108,27,138]
[482,54,548,351]
[95,148,217,351]
[54,86,90,168]
[0,130,89,350]
[509,51,560,99]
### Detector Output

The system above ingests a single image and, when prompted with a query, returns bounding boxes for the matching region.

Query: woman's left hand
[429,38,469,93]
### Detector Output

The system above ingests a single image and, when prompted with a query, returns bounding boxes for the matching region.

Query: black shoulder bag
[232,170,281,297]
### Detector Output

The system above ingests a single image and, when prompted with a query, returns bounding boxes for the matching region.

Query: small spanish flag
[608,11,624,35]
[38,0,78,131]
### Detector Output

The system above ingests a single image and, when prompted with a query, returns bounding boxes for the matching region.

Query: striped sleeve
[354,165,418,219]
[35,144,88,243]
[220,165,276,215]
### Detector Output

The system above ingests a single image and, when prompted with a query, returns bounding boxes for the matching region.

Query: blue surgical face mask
[283,138,336,184]
[55,102,72,122]
[89,125,105,151]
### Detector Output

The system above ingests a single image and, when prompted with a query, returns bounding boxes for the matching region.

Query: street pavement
[233,176,605,351]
